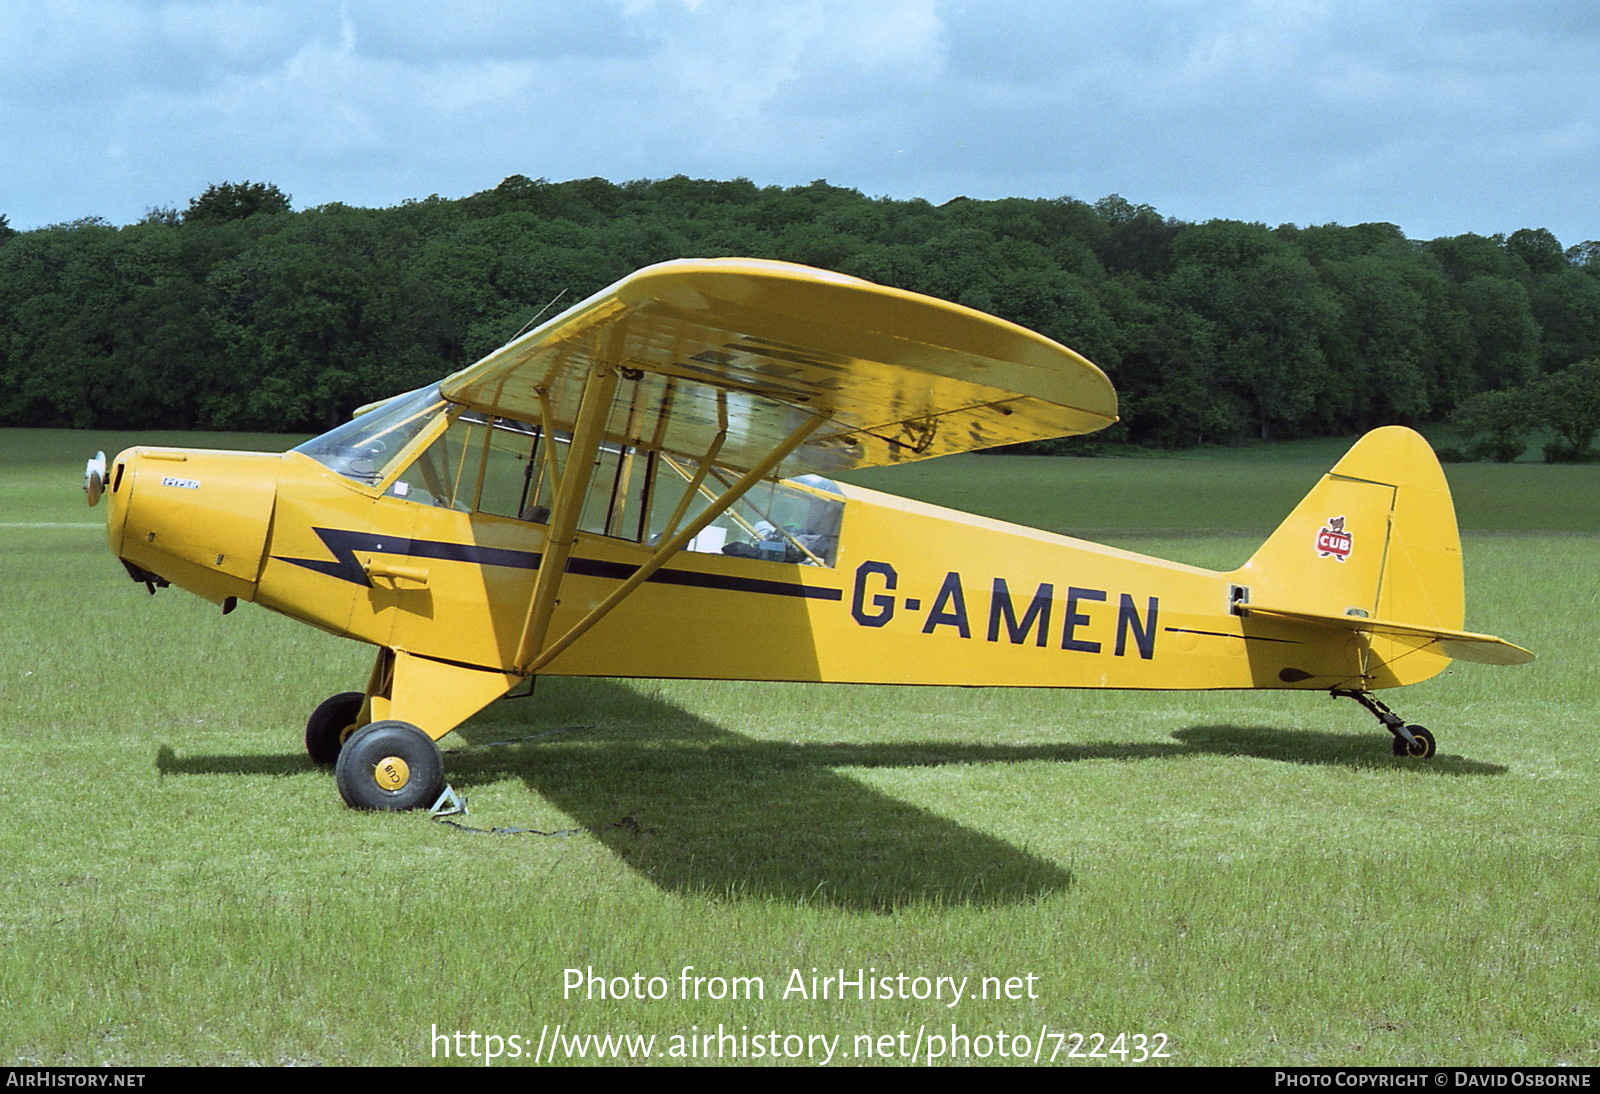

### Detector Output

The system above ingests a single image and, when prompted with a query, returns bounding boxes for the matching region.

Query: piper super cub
[84,258,1532,810]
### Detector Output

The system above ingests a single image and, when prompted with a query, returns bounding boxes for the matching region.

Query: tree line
[1,176,1596,458]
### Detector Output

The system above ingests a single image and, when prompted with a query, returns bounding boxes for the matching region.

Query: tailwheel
[1332,689,1439,759]
[305,691,366,766]
[1392,724,1436,760]
[335,720,444,811]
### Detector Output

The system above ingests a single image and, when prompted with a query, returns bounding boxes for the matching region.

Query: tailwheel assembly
[1332,689,1438,759]
[1391,724,1436,759]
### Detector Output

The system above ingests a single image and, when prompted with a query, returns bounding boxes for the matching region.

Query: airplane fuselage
[107,444,1432,711]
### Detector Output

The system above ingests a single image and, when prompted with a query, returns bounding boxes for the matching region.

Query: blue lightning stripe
[570,555,843,600]
[274,527,841,602]
[274,528,540,586]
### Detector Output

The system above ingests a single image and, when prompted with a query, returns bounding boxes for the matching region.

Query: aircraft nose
[100,448,139,561]
[112,447,283,606]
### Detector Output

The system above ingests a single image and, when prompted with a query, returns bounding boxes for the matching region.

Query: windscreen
[292,385,448,485]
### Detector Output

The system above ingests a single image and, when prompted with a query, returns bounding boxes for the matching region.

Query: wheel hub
[374,756,411,791]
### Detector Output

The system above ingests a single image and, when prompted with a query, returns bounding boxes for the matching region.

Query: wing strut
[518,410,825,675]
[513,363,620,672]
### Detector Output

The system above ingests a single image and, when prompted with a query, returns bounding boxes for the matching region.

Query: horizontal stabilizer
[1242,604,1534,666]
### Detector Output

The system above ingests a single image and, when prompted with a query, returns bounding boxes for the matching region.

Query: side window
[599,446,653,542]
[577,443,626,537]
[477,418,544,521]
[383,407,844,566]
[520,436,651,539]
[648,462,843,567]
[389,413,482,509]
[388,412,652,538]
[390,412,539,517]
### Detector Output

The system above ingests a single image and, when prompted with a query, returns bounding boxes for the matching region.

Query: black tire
[305,691,366,766]
[1392,724,1436,759]
[335,720,445,811]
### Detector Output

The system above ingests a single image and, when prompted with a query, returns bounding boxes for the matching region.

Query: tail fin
[1231,427,1477,687]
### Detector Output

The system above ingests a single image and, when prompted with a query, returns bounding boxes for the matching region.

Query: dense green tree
[1423,233,1525,283]
[1093,195,1179,278]
[1453,358,1600,462]
[1457,275,1540,390]
[1111,299,1242,447]
[1322,251,1432,425]
[1296,221,1411,262]
[1529,266,1600,371]
[836,242,924,290]
[0,173,1587,451]
[200,207,407,427]
[1504,227,1564,276]
[1166,221,1339,439]
[1450,388,1533,462]
[0,219,156,427]
[1530,358,1600,461]
[184,181,292,223]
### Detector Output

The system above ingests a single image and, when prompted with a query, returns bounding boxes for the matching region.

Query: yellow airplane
[84,258,1532,811]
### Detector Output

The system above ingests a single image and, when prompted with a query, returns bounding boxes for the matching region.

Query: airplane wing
[439,258,1117,478]
[1242,604,1535,666]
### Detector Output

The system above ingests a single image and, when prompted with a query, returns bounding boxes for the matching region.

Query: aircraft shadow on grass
[155,681,1505,912]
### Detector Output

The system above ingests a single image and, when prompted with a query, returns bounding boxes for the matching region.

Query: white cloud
[1,0,1596,243]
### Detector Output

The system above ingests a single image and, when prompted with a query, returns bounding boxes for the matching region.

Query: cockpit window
[337,392,846,567]
[388,408,487,510]
[652,463,843,566]
[293,385,448,485]
[382,411,561,521]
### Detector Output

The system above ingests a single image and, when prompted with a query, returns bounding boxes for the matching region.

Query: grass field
[1,427,1596,1067]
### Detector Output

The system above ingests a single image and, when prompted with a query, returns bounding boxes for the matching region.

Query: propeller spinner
[84,451,106,507]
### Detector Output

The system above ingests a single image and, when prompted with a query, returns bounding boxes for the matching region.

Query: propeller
[84,451,106,507]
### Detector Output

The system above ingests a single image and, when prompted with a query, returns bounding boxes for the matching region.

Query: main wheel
[305,691,366,766]
[1392,724,1436,759]
[335,720,445,811]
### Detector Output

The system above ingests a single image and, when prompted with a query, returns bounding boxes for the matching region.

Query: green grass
[1,428,1597,1066]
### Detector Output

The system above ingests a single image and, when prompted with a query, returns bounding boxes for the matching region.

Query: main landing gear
[334,720,445,811]
[1332,689,1436,759]
[304,690,446,810]
[304,691,366,766]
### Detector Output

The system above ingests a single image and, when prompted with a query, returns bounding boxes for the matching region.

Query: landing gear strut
[1332,689,1436,759]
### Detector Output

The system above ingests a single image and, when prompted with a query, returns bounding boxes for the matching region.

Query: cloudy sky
[3,0,1595,246]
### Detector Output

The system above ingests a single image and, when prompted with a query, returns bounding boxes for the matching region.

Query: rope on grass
[431,808,647,838]
[428,724,652,837]
[439,723,593,753]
